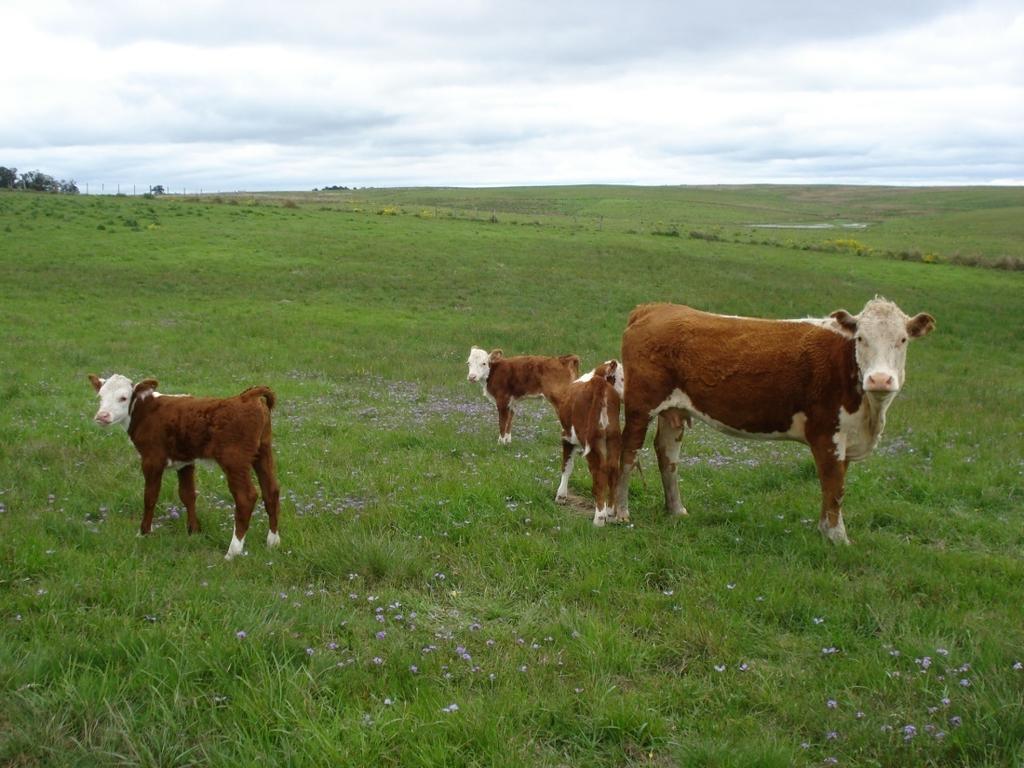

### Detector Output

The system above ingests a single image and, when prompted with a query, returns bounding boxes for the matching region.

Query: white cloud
[2,0,1020,188]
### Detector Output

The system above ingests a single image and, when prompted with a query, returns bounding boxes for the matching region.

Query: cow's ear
[560,354,580,374]
[489,349,504,363]
[88,374,105,392]
[907,312,935,339]
[604,360,618,381]
[133,378,159,399]
[830,310,858,336]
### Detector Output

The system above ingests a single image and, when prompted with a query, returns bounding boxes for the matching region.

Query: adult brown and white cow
[613,298,935,543]
[89,373,281,560]
[554,360,624,526]
[466,347,581,443]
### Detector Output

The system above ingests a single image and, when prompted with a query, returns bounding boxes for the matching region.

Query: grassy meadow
[1,185,1022,766]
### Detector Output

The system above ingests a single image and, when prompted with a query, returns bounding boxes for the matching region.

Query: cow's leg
[141,462,163,535]
[585,447,610,526]
[614,407,651,522]
[604,431,622,525]
[654,410,688,516]
[496,396,513,444]
[253,444,281,549]
[224,465,258,560]
[555,440,575,503]
[177,464,200,534]
[810,438,850,545]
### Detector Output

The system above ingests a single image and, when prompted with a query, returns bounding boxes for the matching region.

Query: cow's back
[141,394,270,459]
[489,355,575,399]
[621,303,857,434]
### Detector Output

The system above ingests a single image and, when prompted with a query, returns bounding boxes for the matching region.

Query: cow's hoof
[667,505,688,517]
[592,513,607,527]
[555,494,569,505]
[225,535,246,560]
[267,530,281,548]
[819,519,851,545]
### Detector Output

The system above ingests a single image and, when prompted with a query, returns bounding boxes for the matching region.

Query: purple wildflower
[949,716,962,727]
[959,678,971,687]
[372,656,383,665]
[305,648,315,656]
[376,631,387,640]
[903,724,917,741]
[1014,661,1023,671]
[826,730,838,741]
[827,699,838,709]
[235,630,247,639]
[409,665,419,674]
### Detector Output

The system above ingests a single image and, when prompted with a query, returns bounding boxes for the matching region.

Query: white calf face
[831,298,934,396]
[90,374,134,427]
[466,347,491,383]
[604,360,624,396]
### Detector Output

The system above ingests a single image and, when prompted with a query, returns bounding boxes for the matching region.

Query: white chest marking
[834,398,890,462]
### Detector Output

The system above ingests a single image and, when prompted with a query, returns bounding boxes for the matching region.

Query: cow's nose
[467,374,477,382]
[865,373,897,392]
[95,411,111,424]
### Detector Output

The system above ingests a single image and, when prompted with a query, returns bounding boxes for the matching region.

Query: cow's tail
[241,386,276,411]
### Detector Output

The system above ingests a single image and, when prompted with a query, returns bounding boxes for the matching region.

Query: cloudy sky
[3,0,1022,191]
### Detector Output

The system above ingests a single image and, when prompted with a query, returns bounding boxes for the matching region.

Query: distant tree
[59,179,80,194]
[0,166,16,188]
[19,170,60,192]
[150,184,166,195]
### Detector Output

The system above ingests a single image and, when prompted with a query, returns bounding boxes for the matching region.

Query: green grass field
[1,186,1022,766]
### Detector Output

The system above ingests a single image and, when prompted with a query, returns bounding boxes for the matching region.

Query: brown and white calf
[466,347,581,443]
[89,374,281,559]
[554,361,624,526]
[614,298,935,543]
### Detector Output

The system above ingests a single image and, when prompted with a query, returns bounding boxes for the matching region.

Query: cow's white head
[466,347,499,383]
[89,373,158,428]
[830,298,934,397]
[596,359,625,396]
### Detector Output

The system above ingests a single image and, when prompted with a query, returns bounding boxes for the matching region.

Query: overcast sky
[3,0,1022,191]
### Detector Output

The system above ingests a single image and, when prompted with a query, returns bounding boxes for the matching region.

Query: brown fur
[485,351,580,441]
[556,362,622,517]
[616,303,906,539]
[99,377,280,544]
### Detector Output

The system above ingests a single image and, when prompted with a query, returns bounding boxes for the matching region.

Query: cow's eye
[900,337,907,344]
[119,396,128,402]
